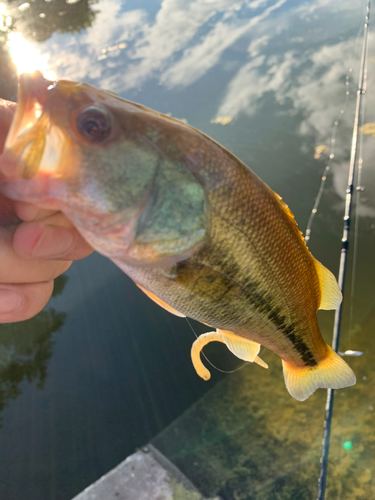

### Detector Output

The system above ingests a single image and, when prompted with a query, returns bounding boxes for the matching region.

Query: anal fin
[254,356,269,369]
[219,329,263,363]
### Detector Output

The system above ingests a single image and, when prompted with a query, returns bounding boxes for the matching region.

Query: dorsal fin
[313,258,342,310]
[273,190,306,244]
[272,189,341,311]
[274,192,297,222]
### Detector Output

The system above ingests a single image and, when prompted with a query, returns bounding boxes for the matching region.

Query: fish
[0,71,356,401]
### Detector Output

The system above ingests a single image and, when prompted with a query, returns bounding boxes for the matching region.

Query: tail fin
[282,345,356,401]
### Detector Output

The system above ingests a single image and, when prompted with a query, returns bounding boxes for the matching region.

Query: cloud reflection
[7,0,373,214]
[108,0,249,90]
[161,0,286,88]
[40,0,287,90]
[45,4,147,82]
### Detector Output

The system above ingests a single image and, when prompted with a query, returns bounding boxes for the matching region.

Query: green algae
[169,477,217,500]
[153,304,375,499]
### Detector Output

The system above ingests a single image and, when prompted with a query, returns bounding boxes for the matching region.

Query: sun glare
[7,32,56,80]
[0,3,11,30]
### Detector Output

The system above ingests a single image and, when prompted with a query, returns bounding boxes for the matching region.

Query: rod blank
[316,2,371,499]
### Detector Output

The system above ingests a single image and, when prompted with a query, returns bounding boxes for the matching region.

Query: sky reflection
[1,0,373,216]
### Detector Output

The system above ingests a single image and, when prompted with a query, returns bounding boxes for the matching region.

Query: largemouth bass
[0,71,355,400]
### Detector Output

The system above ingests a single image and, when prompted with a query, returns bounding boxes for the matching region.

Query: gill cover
[1,71,210,266]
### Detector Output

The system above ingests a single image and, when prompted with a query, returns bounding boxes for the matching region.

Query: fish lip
[19,71,54,107]
[0,176,51,204]
[2,71,64,182]
[6,71,53,149]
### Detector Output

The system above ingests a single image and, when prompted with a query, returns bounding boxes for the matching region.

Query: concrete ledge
[72,445,216,500]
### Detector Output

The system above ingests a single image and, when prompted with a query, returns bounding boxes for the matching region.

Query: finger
[0,192,19,226]
[0,225,71,283]
[13,212,93,261]
[0,100,16,153]
[14,201,58,222]
[0,280,54,323]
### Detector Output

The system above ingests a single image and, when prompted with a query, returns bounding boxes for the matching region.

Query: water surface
[0,0,374,498]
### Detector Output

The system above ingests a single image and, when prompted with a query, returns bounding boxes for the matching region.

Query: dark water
[0,0,374,499]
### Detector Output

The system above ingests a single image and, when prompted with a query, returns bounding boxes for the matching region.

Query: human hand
[0,99,93,323]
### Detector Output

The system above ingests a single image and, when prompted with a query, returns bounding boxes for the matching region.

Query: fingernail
[33,226,74,258]
[0,290,24,314]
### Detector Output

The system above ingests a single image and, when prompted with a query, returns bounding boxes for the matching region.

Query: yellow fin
[273,188,342,311]
[191,329,268,381]
[313,259,342,310]
[136,284,186,318]
[282,345,356,401]
[274,192,298,223]
[273,191,308,245]
[254,356,269,369]
[218,329,262,363]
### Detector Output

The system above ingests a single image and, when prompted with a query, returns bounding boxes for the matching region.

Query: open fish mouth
[2,71,64,181]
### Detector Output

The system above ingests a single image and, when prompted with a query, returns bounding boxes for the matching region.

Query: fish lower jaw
[0,175,59,209]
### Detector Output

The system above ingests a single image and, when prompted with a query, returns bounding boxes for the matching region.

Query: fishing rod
[305,71,352,244]
[316,1,371,499]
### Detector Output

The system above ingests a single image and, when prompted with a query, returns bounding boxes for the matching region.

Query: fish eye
[77,106,112,143]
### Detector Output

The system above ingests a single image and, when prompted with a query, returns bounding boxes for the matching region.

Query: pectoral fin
[191,329,268,381]
[313,258,342,310]
[136,284,186,317]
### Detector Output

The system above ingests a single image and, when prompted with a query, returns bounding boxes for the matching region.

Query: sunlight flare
[7,32,56,80]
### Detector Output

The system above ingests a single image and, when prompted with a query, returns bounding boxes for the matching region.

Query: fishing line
[305,13,367,243]
[305,72,351,242]
[316,1,371,499]
[185,317,249,375]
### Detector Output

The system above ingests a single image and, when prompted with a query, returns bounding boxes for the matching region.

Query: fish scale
[0,71,356,401]
[123,168,322,366]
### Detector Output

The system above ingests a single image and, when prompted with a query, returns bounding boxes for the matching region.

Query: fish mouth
[2,71,64,181]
